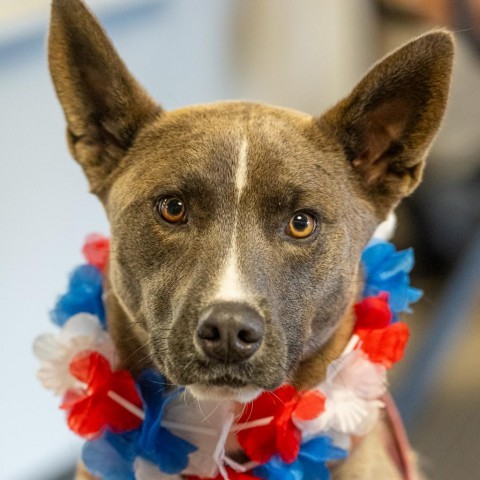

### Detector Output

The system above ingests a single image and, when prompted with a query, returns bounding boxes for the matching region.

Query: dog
[47,0,453,478]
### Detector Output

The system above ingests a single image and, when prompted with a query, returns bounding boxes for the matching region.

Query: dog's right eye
[157,196,187,224]
[286,211,317,239]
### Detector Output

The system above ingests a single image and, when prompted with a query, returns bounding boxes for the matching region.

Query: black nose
[196,302,264,363]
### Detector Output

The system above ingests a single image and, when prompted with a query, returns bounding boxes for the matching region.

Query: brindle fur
[47,1,453,478]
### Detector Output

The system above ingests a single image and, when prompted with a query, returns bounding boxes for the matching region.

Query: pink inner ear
[352,98,411,186]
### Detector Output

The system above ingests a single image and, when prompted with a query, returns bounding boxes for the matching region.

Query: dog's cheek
[309,275,355,343]
[151,296,200,382]
[108,256,145,326]
[276,227,359,359]
[268,270,318,371]
[255,319,290,386]
[301,224,365,357]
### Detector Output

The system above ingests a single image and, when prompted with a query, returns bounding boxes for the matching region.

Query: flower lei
[34,234,422,480]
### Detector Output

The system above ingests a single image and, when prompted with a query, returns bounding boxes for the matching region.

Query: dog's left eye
[286,211,317,239]
[157,196,187,223]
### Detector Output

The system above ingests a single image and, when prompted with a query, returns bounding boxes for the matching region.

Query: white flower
[33,313,116,395]
[327,349,387,400]
[294,350,386,437]
[311,389,384,436]
[161,391,236,479]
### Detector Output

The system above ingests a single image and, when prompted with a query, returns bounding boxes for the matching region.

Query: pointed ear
[318,31,454,217]
[49,0,162,197]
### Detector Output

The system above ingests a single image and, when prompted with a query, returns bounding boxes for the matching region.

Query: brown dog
[48,0,453,478]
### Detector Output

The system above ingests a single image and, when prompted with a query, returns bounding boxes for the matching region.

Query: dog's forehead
[145,101,316,166]
[110,102,346,214]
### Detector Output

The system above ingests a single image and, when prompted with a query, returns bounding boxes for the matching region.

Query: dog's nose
[196,303,264,363]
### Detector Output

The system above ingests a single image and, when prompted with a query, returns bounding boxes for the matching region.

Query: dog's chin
[187,383,263,403]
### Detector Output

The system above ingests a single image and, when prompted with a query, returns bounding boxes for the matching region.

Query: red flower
[236,385,325,464]
[357,323,410,368]
[61,351,142,438]
[354,293,392,330]
[82,234,110,272]
[187,467,260,480]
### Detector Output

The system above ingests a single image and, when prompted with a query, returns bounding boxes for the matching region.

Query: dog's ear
[49,0,161,197]
[318,31,454,217]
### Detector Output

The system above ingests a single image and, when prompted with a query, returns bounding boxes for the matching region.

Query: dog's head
[49,0,453,401]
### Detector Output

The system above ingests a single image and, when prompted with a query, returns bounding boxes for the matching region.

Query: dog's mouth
[160,354,282,402]
[187,382,263,402]
[172,362,265,401]
[160,356,274,403]
[196,375,250,388]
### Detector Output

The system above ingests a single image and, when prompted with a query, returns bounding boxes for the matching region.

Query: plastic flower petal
[255,456,304,480]
[82,429,139,480]
[332,352,387,400]
[298,436,347,478]
[356,322,410,368]
[237,385,325,464]
[310,390,384,436]
[294,351,386,437]
[62,351,143,438]
[142,426,197,475]
[361,240,422,317]
[237,386,297,464]
[255,437,347,480]
[83,233,110,272]
[137,370,197,474]
[372,212,396,241]
[293,390,327,421]
[353,294,392,330]
[51,264,106,327]
[33,313,115,395]
[162,390,236,479]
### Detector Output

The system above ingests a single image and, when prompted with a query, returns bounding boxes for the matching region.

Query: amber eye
[157,196,187,223]
[287,211,316,239]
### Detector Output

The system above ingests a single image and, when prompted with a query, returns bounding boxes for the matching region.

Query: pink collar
[382,393,415,480]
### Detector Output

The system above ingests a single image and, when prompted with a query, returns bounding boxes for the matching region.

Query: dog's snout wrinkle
[196,302,264,363]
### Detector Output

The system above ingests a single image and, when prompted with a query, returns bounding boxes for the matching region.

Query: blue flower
[51,264,106,328]
[362,240,422,318]
[137,370,197,474]
[82,429,139,480]
[255,437,347,480]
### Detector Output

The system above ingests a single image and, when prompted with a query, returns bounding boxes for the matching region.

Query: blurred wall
[234,0,378,113]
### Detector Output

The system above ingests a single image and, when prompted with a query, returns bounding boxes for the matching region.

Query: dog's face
[49,0,453,400]
[105,103,375,399]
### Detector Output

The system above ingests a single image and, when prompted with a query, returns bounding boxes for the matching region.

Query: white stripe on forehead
[236,138,248,198]
[214,138,249,302]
